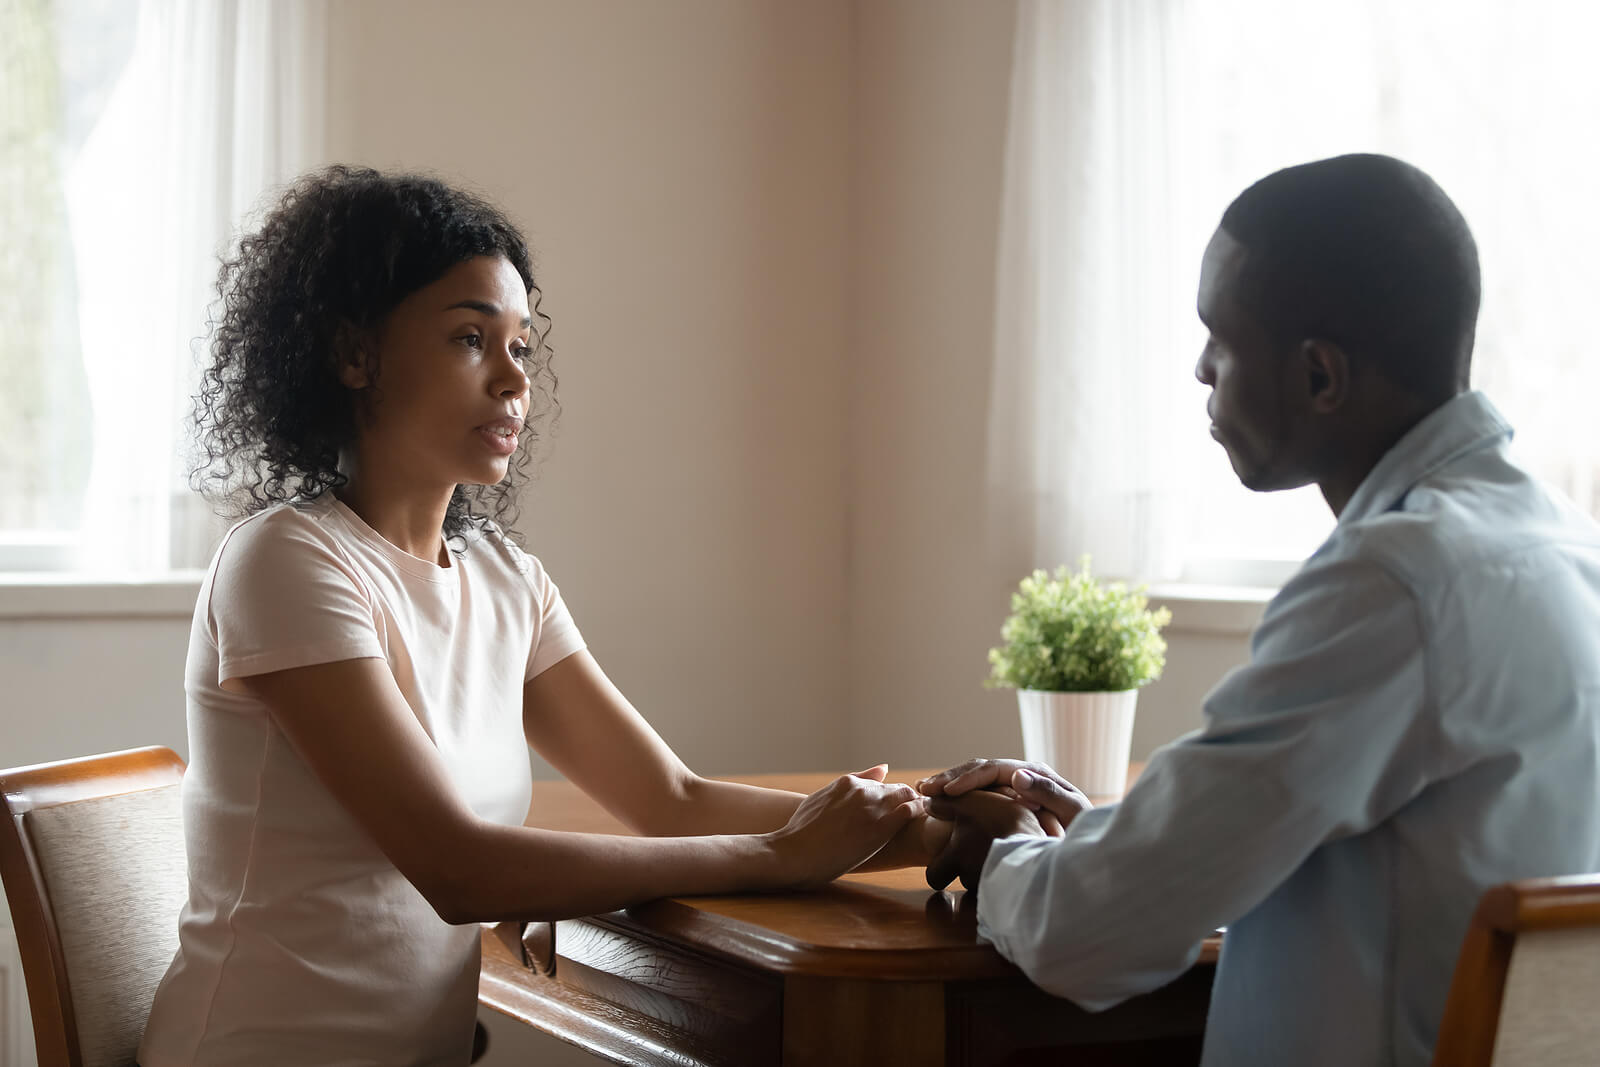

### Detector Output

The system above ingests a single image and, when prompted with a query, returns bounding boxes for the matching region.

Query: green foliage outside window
[1,0,91,531]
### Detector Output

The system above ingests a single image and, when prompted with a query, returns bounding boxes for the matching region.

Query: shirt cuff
[974,833,1057,950]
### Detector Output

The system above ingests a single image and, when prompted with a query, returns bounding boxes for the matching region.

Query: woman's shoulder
[211,496,362,584]
[464,521,562,594]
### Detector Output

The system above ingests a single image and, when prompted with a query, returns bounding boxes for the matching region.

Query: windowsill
[0,572,1277,632]
[0,572,206,619]
[1146,583,1274,636]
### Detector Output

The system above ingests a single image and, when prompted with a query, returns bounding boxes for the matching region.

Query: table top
[526,766,1219,980]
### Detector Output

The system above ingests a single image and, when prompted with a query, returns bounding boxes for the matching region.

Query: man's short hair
[1220,153,1481,399]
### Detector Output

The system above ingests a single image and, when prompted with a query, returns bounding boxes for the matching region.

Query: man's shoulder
[1289,458,1600,638]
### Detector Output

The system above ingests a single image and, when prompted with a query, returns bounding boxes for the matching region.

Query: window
[1170,0,1600,581]
[0,0,326,574]
[986,0,1600,590]
[1,0,140,571]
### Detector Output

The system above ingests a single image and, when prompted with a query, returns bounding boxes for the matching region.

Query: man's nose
[1194,348,1214,386]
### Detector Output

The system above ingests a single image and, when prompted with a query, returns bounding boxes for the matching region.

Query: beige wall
[0,0,1257,802]
[2,6,1258,1064]
[845,0,1023,767]
[324,0,857,776]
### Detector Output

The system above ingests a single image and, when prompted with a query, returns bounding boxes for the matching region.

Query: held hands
[917,758,1093,893]
[765,765,925,888]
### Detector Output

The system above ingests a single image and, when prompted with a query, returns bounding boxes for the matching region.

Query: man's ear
[1299,338,1349,414]
[335,323,373,390]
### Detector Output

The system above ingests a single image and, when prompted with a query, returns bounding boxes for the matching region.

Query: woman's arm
[520,650,804,835]
[520,650,951,867]
[239,656,918,924]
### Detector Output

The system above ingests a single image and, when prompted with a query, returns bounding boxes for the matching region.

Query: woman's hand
[763,765,925,887]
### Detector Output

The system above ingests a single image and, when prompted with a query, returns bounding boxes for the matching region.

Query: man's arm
[929,559,1433,1009]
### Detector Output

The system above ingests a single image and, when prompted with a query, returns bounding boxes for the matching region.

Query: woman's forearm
[665,776,804,835]
[437,821,786,924]
[438,772,922,924]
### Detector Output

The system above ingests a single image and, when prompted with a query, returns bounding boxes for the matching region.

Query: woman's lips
[476,418,522,456]
[477,427,518,455]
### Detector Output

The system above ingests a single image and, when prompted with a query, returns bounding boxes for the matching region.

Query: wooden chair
[1,746,494,1066]
[0,746,189,1067]
[1432,874,1600,1066]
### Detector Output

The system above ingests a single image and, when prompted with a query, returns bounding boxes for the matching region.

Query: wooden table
[479,771,1217,1066]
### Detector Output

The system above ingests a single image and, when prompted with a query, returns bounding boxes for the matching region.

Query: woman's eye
[458,333,483,349]
[512,344,532,363]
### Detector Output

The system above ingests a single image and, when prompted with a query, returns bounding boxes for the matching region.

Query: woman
[138,167,939,1066]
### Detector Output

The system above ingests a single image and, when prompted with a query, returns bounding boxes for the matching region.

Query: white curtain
[985,0,1189,584]
[66,0,326,572]
[987,0,1600,586]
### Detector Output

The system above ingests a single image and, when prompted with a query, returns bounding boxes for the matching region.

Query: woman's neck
[333,468,454,566]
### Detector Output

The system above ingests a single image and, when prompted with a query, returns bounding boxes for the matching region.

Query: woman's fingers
[852,763,890,783]
[772,772,924,887]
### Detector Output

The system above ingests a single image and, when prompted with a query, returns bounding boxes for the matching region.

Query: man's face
[1193,228,1313,492]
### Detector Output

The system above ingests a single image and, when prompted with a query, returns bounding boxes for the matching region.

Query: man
[921,154,1600,1065]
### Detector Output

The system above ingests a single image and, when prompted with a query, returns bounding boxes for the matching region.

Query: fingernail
[1014,769,1036,786]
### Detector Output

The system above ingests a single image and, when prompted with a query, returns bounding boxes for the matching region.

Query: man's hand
[924,788,1048,892]
[917,758,1093,836]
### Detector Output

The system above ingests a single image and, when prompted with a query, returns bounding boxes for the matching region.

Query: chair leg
[470,1018,489,1063]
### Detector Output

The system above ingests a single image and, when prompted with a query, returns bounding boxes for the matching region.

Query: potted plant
[987,559,1172,798]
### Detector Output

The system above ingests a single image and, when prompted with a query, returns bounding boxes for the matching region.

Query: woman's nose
[495,351,530,398]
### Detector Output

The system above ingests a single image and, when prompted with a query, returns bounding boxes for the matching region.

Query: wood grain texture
[782,975,945,1067]
[1431,876,1600,1067]
[0,746,186,1067]
[526,767,1217,979]
[1477,873,1600,932]
[483,767,1218,1065]
[481,924,770,1067]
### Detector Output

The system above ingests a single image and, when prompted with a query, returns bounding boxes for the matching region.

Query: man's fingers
[943,761,1015,796]
[1011,768,1092,823]
[916,758,989,795]
[926,841,961,890]
[927,795,966,822]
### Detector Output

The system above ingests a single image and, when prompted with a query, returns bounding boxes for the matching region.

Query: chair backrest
[0,747,187,1067]
[1432,874,1600,1067]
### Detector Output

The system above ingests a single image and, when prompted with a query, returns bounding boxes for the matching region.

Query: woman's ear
[334,323,373,390]
[1300,338,1350,414]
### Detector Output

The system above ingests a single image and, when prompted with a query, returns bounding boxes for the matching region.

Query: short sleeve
[207,509,387,689]
[507,543,585,681]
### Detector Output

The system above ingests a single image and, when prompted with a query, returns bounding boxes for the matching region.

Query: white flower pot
[1016,688,1139,799]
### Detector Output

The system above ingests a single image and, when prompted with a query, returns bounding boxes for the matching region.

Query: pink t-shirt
[139,496,584,1066]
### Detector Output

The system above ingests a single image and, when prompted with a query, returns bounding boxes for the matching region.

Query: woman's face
[342,255,534,493]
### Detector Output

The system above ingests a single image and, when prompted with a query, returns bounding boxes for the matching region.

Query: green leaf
[985,556,1172,692]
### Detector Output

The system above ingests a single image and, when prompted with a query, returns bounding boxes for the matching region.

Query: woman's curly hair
[190,165,558,548]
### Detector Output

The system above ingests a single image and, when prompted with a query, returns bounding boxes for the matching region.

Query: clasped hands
[916,758,1093,894]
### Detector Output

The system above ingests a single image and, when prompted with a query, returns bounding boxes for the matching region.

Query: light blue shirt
[977,391,1600,1066]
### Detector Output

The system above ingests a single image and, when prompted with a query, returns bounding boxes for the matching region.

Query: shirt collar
[1338,391,1514,524]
